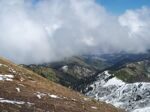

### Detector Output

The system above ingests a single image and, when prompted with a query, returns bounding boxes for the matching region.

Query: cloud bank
[0,0,150,64]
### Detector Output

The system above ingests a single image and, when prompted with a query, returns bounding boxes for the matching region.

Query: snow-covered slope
[86,71,150,112]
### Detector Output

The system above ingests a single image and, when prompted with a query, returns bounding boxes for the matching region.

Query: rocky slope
[0,57,123,112]
[85,70,150,112]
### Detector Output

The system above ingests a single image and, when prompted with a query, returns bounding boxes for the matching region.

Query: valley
[23,52,150,112]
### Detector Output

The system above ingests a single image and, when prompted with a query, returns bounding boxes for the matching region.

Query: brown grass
[0,57,125,112]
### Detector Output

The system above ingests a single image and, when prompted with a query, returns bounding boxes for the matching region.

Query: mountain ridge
[0,56,124,112]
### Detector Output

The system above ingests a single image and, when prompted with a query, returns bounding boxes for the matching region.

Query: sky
[0,0,150,64]
[96,0,150,14]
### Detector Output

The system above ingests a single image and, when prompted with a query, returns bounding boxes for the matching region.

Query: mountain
[23,56,109,91]
[0,56,124,112]
[85,60,150,112]
[83,53,150,112]
[23,52,150,91]
[23,53,150,112]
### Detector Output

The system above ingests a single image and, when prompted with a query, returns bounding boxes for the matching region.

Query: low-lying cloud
[0,0,150,64]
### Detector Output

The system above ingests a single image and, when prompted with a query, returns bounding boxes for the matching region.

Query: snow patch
[0,98,24,105]
[91,106,97,109]
[20,77,25,82]
[48,94,60,99]
[0,98,34,106]
[9,68,16,73]
[0,74,14,81]
[0,64,8,67]
[86,70,150,112]
[132,107,150,112]
[61,65,68,72]
[16,87,20,92]
[71,98,77,101]
[35,92,46,99]
[104,71,111,76]
[84,97,90,101]
[35,92,61,99]
[104,77,125,87]
[36,94,42,99]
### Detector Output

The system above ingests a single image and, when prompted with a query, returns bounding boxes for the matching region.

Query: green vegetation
[114,60,150,83]
[26,66,59,82]
[115,70,134,82]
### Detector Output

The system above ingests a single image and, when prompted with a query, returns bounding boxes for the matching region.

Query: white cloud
[119,7,150,52]
[119,7,150,36]
[0,0,150,64]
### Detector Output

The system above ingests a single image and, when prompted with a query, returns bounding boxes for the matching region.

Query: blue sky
[32,0,150,14]
[96,0,150,14]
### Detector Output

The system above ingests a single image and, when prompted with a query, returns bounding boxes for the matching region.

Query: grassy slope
[113,60,150,83]
[0,57,124,112]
